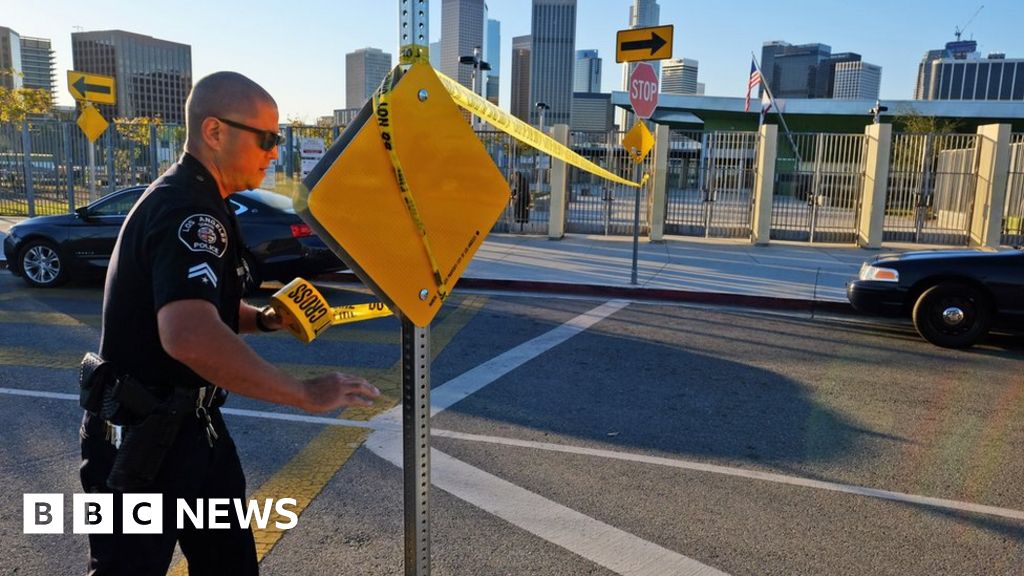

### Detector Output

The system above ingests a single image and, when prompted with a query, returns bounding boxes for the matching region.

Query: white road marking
[432,429,1024,522]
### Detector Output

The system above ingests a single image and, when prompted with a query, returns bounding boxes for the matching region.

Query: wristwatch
[256,305,278,332]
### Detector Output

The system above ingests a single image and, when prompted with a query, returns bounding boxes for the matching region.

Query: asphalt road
[1,272,1022,575]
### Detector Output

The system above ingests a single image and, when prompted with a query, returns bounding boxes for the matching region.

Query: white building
[833,60,882,100]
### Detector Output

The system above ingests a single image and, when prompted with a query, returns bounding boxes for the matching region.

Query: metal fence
[563,130,652,235]
[1002,135,1024,246]
[0,119,183,216]
[772,132,866,243]
[883,133,979,245]
[476,130,549,234]
[664,130,758,238]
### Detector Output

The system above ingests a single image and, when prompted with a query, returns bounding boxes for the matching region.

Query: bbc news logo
[23,494,299,534]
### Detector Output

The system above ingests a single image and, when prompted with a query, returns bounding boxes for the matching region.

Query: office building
[574,50,601,93]
[511,34,532,122]
[915,40,1024,101]
[440,0,485,91]
[72,30,191,123]
[618,0,659,129]
[571,92,613,131]
[761,41,833,99]
[430,41,441,69]
[0,27,22,90]
[661,58,699,95]
[19,36,56,102]
[529,0,577,126]
[833,60,881,100]
[485,18,500,103]
[346,47,392,109]
[820,52,862,98]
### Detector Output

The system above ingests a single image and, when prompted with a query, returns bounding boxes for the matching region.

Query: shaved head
[185,71,276,144]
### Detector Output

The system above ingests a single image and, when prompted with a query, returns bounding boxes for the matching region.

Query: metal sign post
[398,3,432,575]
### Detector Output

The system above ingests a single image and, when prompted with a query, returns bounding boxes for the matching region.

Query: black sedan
[847,248,1024,348]
[3,186,345,290]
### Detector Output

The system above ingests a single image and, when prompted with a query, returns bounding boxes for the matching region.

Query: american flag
[745,60,762,112]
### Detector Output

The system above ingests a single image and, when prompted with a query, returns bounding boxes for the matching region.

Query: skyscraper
[19,36,56,103]
[661,58,699,95]
[346,47,392,109]
[440,0,485,91]
[72,30,191,123]
[485,19,501,104]
[529,0,577,126]
[510,34,532,122]
[618,0,659,129]
[574,50,601,93]
[0,27,23,90]
[760,41,833,99]
[833,61,881,100]
[915,40,1024,101]
[430,41,441,70]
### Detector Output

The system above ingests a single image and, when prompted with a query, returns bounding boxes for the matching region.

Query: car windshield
[241,189,294,214]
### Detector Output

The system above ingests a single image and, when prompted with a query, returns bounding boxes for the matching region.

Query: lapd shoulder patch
[178,214,228,258]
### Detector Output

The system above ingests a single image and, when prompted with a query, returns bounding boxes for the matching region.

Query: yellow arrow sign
[616,25,674,63]
[623,120,654,163]
[67,71,116,105]
[76,103,109,142]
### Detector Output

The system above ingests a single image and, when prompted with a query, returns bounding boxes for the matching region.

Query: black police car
[3,186,345,289]
[847,248,1024,349]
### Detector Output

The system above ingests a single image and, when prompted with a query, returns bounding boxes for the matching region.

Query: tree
[892,108,962,134]
[113,116,163,184]
[0,68,52,122]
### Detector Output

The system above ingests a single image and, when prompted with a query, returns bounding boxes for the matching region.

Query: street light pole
[458,46,490,128]
[534,101,549,202]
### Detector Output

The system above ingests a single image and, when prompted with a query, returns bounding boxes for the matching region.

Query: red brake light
[290,223,312,238]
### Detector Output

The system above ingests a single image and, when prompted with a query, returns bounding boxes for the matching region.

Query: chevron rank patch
[188,262,219,287]
[178,214,228,258]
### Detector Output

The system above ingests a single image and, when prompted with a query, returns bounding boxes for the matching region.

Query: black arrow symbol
[620,32,667,56]
[73,76,111,96]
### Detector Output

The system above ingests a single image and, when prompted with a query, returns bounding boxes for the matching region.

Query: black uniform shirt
[99,153,244,390]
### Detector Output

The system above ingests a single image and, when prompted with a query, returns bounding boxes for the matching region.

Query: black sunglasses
[215,117,284,151]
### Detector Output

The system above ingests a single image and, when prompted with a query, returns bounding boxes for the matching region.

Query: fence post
[21,121,36,218]
[971,123,1011,249]
[149,124,159,182]
[285,126,295,180]
[547,124,570,239]
[63,122,75,212]
[751,124,777,245]
[106,130,115,195]
[648,124,670,241]
[857,123,892,249]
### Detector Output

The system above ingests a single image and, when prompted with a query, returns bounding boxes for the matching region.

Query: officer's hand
[301,373,380,413]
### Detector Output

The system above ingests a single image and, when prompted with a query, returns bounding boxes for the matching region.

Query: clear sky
[6,0,1023,122]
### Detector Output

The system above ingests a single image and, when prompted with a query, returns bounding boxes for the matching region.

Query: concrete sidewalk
[1,212,951,311]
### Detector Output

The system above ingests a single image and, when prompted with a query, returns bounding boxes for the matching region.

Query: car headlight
[859,264,899,282]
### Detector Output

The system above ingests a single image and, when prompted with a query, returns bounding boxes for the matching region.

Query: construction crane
[954,5,983,41]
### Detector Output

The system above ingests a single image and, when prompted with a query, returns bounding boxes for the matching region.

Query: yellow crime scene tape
[269,278,392,344]
[434,69,645,188]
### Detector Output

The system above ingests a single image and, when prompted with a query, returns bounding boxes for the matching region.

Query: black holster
[107,388,194,492]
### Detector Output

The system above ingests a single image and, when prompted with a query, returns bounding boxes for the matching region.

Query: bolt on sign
[294,62,510,327]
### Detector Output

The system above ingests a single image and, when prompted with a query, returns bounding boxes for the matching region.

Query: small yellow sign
[616,25,674,63]
[76,103,109,143]
[623,121,654,163]
[67,71,116,105]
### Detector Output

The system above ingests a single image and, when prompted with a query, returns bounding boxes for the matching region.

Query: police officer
[80,71,379,575]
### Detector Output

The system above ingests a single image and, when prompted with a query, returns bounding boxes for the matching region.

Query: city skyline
[5,0,1023,121]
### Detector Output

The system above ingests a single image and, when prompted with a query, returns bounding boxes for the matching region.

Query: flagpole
[750,52,802,166]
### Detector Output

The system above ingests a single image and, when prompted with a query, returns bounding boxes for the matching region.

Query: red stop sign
[629,62,659,119]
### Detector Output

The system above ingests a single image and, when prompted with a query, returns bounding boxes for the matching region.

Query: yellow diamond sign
[77,104,109,143]
[623,120,654,163]
[295,63,510,327]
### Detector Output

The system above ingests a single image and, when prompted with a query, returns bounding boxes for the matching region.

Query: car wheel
[912,282,992,349]
[19,239,68,288]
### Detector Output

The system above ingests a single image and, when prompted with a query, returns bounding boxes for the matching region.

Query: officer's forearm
[157,299,307,408]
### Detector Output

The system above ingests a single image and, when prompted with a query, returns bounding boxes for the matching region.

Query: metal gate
[772,132,866,243]
[565,130,651,235]
[884,133,978,245]
[1001,135,1024,246]
[476,130,549,234]
[664,130,757,238]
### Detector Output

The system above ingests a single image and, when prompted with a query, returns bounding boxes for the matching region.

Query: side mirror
[75,206,91,220]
